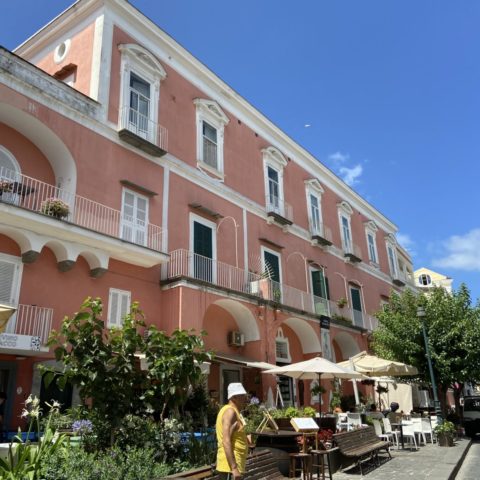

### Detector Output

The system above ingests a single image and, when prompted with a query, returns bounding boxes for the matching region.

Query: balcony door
[350,286,364,328]
[120,189,148,247]
[0,253,22,334]
[191,215,216,283]
[129,72,151,140]
[311,269,329,316]
[263,249,281,301]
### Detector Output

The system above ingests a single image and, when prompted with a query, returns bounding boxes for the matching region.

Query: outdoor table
[391,421,413,450]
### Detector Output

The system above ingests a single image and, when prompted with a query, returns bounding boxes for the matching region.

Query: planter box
[437,433,454,447]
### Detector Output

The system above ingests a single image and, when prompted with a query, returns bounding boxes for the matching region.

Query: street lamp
[417,306,443,424]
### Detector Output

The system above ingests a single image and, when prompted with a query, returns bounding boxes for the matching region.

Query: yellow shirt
[216,404,248,473]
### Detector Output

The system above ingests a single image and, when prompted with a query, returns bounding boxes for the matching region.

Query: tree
[372,284,480,416]
[45,297,211,444]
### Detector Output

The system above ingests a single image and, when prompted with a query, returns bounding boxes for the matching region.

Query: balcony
[164,249,330,317]
[0,166,168,267]
[392,271,407,287]
[265,195,293,227]
[311,223,333,247]
[118,107,168,157]
[0,304,53,354]
[343,242,362,263]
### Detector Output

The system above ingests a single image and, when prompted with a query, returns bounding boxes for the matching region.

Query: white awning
[214,352,277,370]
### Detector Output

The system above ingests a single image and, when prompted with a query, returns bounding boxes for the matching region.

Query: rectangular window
[310,194,321,234]
[202,121,218,169]
[129,72,151,138]
[311,269,329,316]
[387,245,398,276]
[367,233,377,263]
[267,167,280,210]
[341,216,352,250]
[107,288,131,328]
[276,341,289,361]
[120,189,149,246]
[0,255,21,334]
[350,286,363,328]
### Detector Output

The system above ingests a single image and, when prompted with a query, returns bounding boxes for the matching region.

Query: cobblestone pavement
[329,438,471,480]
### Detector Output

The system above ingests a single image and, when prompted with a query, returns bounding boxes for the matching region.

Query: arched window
[0,146,21,178]
[418,274,431,286]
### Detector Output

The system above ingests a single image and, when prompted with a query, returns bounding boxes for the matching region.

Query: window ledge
[197,161,225,181]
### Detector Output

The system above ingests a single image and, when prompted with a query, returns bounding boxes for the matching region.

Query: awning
[0,304,16,333]
[214,352,277,370]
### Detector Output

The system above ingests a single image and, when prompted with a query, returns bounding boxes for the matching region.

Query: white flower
[20,409,29,418]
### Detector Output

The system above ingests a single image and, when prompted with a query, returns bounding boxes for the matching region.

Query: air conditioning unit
[228,331,245,347]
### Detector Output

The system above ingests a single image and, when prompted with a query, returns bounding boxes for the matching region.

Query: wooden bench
[333,426,391,475]
[167,449,288,480]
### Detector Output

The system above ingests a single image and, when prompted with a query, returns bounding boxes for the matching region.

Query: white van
[463,396,480,437]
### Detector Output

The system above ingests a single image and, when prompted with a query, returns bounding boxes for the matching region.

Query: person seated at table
[368,403,384,419]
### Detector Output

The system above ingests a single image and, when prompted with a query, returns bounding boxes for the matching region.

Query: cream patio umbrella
[0,304,16,333]
[337,351,418,377]
[263,356,366,413]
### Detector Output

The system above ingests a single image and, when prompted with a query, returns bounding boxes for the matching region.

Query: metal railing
[165,249,330,316]
[4,304,53,344]
[0,166,166,252]
[311,222,333,242]
[265,194,293,222]
[119,106,168,152]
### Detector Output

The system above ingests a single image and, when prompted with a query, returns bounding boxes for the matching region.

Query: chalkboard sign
[290,417,319,432]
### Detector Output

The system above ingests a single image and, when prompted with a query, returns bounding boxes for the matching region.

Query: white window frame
[189,212,217,281]
[305,179,324,236]
[337,201,354,253]
[0,146,22,206]
[194,99,229,178]
[0,252,22,312]
[275,327,291,363]
[118,44,166,142]
[263,146,288,216]
[261,246,282,284]
[385,235,399,278]
[107,288,131,328]
[120,188,149,246]
[364,221,379,266]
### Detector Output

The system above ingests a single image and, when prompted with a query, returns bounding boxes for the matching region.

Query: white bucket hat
[227,382,247,399]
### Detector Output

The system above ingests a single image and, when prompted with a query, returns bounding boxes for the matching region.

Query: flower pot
[437,432,454,447]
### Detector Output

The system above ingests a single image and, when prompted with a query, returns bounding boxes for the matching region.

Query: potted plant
[0,180,13,195]
[336,297,347,309]
[434,420,456,447]
[40,197,70,219]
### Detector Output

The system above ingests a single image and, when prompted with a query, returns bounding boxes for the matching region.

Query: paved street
[330,438,471,480]
[453,437,479,480]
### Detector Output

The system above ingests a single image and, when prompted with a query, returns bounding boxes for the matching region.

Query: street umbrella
[337,351,418,377]
[263,356,366,413]
[0,304,16,333]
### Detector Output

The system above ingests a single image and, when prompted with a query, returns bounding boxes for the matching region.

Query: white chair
[411,417,426,444]
[336,413,349,431]
[382,417,400,449]
[401,422,418,450]
[347,413,362,430]
[372,419,391,446]
[421,417,436,443]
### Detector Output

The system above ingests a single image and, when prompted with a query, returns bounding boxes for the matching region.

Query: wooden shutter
[0,258,18,304]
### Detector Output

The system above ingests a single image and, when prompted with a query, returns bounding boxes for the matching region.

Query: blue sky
[2,1,480,300]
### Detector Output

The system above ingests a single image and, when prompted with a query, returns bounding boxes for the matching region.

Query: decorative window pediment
[118,44,167,80]
[364,220,378,232]
[337,201,353,216]
[193,99,229,126]
[305,178,324,194]
[262,146,288,170]
[385,233,397,245]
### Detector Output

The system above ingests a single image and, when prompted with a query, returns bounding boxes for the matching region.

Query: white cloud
[339,164,363,186]
[328,151,349,164]
[433,228,480,271]
[396,232,416,256]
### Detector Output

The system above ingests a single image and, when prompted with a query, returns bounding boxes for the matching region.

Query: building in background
[0,0,415,427]
[414,267,452,293]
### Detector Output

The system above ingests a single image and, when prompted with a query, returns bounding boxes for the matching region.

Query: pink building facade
[0,0,415,428]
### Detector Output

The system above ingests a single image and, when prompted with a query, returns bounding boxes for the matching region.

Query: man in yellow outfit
[215,383,249,479]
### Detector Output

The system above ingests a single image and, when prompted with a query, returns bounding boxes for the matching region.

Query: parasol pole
[318,373,322,415]
[350,357,360,406]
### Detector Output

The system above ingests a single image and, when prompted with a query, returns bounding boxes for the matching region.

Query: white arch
[212,299,260,342]
[0,103,77,195]
[0,226,42,254]
[283,317,322,354]
[332,331,361,361]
